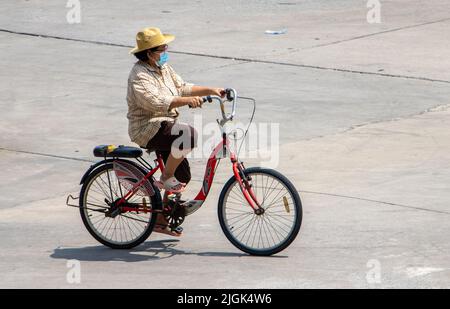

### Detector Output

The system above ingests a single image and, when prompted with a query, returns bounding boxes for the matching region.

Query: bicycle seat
[93,145,143,158]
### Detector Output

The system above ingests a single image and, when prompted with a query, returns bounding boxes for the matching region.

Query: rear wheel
[218,167,302,256]
[79,162,161,249]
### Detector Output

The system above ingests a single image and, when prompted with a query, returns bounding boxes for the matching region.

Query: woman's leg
[160,122,197,183]
[146,121,197,191]
[157,151,192,202]
[161,153,188,182]
[155,152,192,236]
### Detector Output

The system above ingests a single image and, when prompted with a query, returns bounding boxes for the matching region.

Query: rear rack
[66,194,79,208]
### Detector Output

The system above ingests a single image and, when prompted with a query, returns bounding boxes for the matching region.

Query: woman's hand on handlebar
[186,96,203,108]
[210,88,226,98]
[189,86,226,98]
[170,96,202,109]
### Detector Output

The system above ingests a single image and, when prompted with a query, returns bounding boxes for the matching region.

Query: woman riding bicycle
[127,27,225,236]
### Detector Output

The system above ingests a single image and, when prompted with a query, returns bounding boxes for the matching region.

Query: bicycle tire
[218,167,302,256]
[79,161,162,249]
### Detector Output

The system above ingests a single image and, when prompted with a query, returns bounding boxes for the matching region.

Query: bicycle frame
[116,133,261,214]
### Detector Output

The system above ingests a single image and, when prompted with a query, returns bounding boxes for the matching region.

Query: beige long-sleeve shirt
[126,60,194,147]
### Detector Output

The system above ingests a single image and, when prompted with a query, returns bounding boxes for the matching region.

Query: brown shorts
[145,121,198,184]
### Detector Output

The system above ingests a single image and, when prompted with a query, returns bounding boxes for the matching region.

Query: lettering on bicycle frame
[202,161,215,196]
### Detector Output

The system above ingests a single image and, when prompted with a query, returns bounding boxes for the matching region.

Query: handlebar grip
[225,88,234,101]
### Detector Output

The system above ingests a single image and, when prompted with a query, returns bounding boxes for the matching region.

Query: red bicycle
[67,89,302,256]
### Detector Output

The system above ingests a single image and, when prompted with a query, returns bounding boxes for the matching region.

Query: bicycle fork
[232,159,264,215]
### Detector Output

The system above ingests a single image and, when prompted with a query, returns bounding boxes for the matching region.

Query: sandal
[153,224,183,237]
[155,176,186,193]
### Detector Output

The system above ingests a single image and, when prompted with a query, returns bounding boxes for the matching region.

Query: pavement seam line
[184,60,251,74]
[340,103,450,134]
[264,17,450,59]
[299,103,450,142]
[299,190,450,215]
[0,28,449,84]
[305,17,450,50]
[2,192,77,210]
[0,147,94,163]
[1,147,447,215]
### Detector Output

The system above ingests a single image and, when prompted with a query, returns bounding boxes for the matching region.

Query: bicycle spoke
[227,213,253,225]
[229,214,254,234]
[267,215,294,229]
[262,176,277,205]
[97,174,115,200]
[242,215,258,246]
[92,179,112,200]
[221,171,301,253]
[264,195,292,212]
[229,189,246,204]
[261,215,285,242]
[251,217,262,248]
[233,215,256,239]
[85,202,109,209]
[264,213,291,235]
[102,217,115,240]
[224,204,253,213]
[82,167,154,246]
[263,183,286,210]
[260,217,275,248]
[123,216,139,239]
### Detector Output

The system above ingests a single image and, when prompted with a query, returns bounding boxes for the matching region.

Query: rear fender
[80,158,152,185]
[79,159,116,185]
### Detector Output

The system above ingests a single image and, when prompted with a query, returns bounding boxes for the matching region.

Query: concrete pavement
[0,0,449,288]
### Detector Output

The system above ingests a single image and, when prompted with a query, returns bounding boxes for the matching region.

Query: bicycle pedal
[170,226,183,234]
[168,193,182,201]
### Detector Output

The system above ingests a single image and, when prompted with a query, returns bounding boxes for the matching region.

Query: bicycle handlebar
[201,88,237,126]
[187,88,237,126]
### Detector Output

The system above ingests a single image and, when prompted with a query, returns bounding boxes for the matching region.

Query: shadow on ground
[50,240,288,262]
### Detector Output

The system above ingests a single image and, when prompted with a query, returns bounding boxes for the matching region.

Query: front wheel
[218,167,302,256]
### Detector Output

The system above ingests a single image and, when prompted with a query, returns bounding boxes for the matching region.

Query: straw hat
[129,27,175,54]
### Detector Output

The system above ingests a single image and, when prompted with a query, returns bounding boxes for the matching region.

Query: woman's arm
[169,85,225,109]
[169,86,225,109]
[190,86,225,97]
[169,96,203,109]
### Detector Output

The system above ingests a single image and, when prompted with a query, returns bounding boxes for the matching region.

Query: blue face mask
[157,52,169,67]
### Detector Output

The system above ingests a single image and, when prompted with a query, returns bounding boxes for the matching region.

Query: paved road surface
[0,1,449,288]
